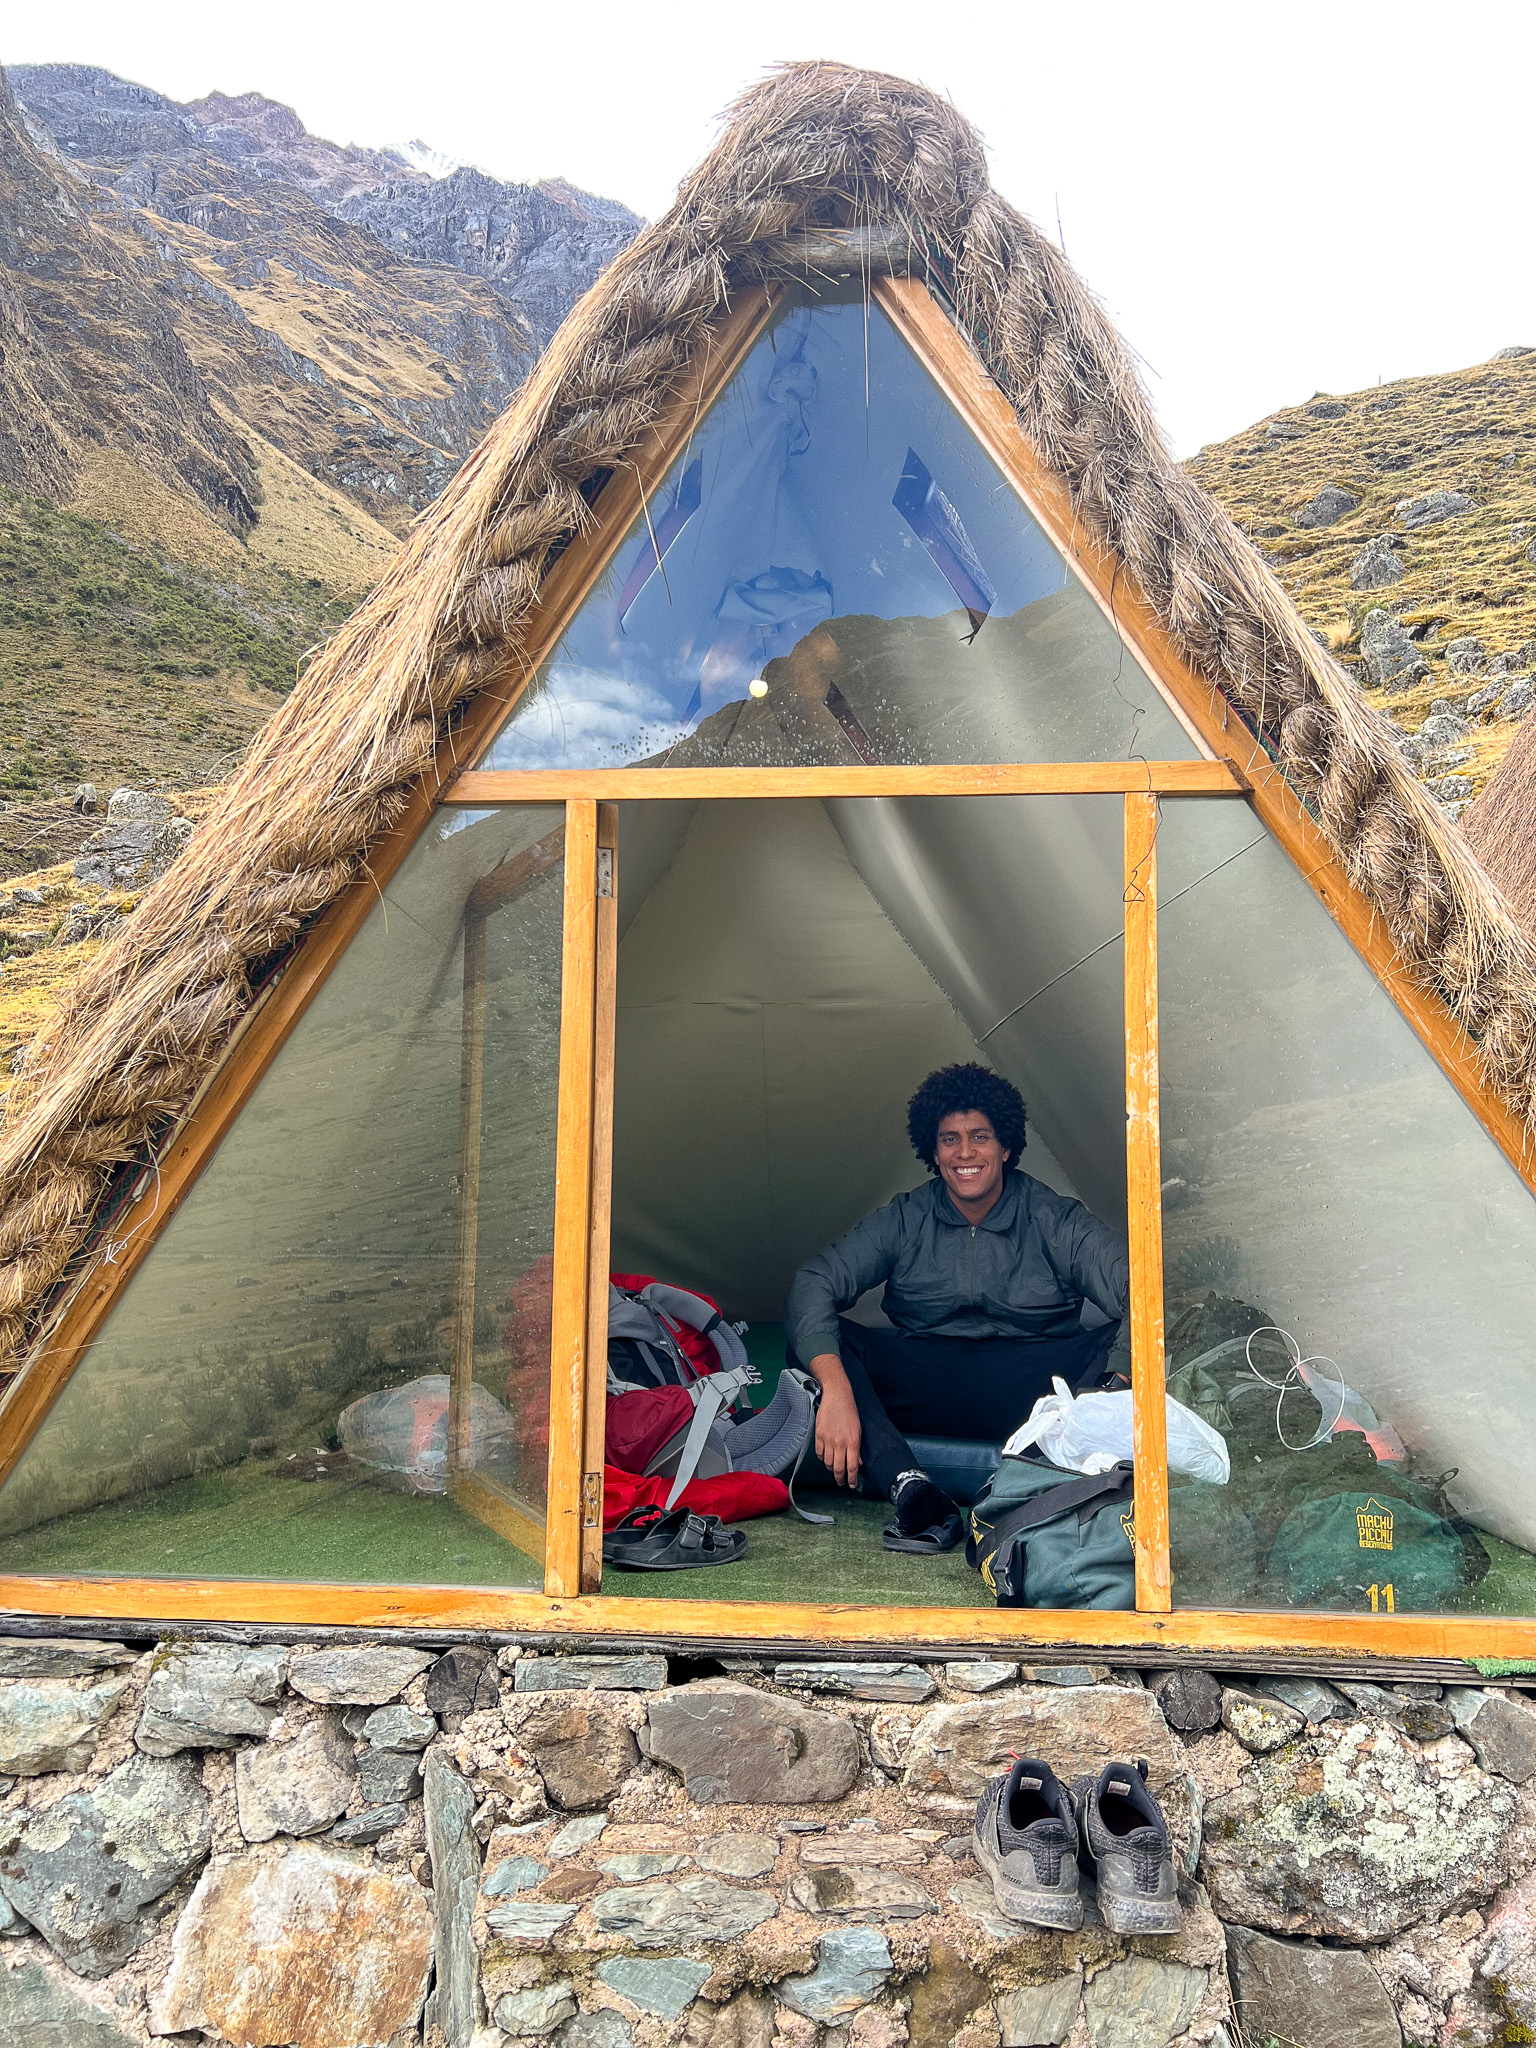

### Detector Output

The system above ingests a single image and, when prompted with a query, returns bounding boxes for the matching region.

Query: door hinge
[596,848,614,899]
[582,1471,603,1528]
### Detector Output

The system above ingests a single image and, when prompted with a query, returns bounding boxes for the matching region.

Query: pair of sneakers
[971,1755,1181,1934]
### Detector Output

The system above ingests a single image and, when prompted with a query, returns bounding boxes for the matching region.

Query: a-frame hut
[0,62,1534,1665]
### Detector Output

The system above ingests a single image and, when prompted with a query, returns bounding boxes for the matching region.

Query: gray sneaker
[1072,1759,1182,1934]
[971,1757,1083,1930]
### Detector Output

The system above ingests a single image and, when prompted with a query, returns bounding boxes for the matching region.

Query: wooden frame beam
[448,763,1248,802]
[581,805,619,1592]
[1124,792,1171,1612]
[544,802,598,1598]
[2,1573,1533,1662]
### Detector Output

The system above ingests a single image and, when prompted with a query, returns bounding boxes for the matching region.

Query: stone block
[1227,1925,1399,2048]
[1337,1680,1452,1742]
[1351,535,1407,590]
[0,1635,137,1678]
[1201,1718,1519,1940]
[518,1693,640,1810]
[152,1842,432,2047]
[287,1646,434,1705]
[1297,484,1360,529]
[799,1833,925,1867]
[1446,1688,1536,1783]
[1221,1685,1306,1753]
[332,1802,407,1845]
[0,1675,129,1775]
[0,1752,210,1976]
[495,1980,579,2034]
[236,1714,355,1841]
[1254,1674,1349,1723]
[549,1813,609,1856]
[591,1874,778,1946]
[946,1877,1020,1942]
[485,1896,579,1944]
[136,1644,288,1753]
[996,1973,1082,2047]
[790,1866,933,1918]
[360,1702,437,1750]
[1081,1960,1206,2048]
[642,1682,859,1804]
[0,1956,141,2045]
[485,1853,549,1894]
[899,1687,1196,1866]
[427,1644,502,1730]
[943,1662,1018,1695]
[1145,1668,1223,1732]
[599,1955,714,2017]
[600,1851,691,1878]
[773,1662,936,1704]
[424,1748,483,2042]
[780,1927,893,2021]
[358,1745,422,1804]
[695,1832,779,1877]
[515,1653,668,1692]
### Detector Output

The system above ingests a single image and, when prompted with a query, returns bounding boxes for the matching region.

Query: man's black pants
[792,1316,1118,1497]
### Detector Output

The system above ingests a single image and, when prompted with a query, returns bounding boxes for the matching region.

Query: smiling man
[784,1064,1130,1554]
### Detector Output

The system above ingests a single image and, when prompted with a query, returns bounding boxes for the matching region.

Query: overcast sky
[9,0,1532,456]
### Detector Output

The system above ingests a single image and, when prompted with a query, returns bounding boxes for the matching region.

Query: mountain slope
[1187,348,1536,810]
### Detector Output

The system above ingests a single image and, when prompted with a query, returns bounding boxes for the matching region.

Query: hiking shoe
[971,1757,1083,1929]
[882,1469,965,1554]
[1072,1759,1181,1934]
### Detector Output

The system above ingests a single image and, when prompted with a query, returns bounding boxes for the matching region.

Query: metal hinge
[596,847,614,898]
[582,1472,603,1528]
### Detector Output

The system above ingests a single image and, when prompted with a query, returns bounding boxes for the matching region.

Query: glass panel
[1157,800,1536,1616]
[601,796,1128,1607]
[0,806,565,1587]
[483,286,1192,771]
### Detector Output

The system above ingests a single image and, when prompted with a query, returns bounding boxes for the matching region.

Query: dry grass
[1188,351,1536,796]
[0,60,1534,1375]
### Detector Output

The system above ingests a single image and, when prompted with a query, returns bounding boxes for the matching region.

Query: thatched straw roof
[1465,716,1536,940]
[1,60,1534,1370]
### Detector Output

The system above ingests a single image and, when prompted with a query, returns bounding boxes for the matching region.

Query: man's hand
[809,1353,861,1487]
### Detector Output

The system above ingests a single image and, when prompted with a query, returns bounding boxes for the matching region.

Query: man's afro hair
[906,1063,1027,1174]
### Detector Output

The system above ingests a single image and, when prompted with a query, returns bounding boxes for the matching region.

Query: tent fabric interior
[4,780,1533,1617]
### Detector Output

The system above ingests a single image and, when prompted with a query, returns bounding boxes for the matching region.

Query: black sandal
[602,1506,748,1570]
[881,1509,966,1554]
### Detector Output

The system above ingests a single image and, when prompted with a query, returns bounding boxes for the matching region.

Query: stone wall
[0,1636,1532,2048]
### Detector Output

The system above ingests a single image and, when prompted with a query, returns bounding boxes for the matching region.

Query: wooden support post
[581,805,620,1592]
[544,802,598,1598]
[448,909,488,1479]
[1124,791,1172,1613]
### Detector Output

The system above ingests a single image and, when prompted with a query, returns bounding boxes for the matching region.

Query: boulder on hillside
[1400,488,1476,529]
[1361,608,1429,690]
[1297,483,1360,528]
[1351,535,1407,590]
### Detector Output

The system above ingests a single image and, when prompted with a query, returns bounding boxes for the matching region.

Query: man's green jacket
[785,1169,1130,1369]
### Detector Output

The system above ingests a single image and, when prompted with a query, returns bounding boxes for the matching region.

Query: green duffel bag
[967,1455,1136,1610]
[1267,1490,1469,1611]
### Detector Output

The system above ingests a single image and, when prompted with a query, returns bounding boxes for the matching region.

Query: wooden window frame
[0,275,1532,1662]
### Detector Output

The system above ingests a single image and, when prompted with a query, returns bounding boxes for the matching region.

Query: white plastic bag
[1002,1377,1230,1485]
[338,1374,517,1495]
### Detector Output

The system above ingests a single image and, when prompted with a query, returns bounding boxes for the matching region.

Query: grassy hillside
[1187,348,1536,801]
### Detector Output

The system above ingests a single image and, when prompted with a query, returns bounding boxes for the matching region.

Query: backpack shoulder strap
[981,1461,1134,1543]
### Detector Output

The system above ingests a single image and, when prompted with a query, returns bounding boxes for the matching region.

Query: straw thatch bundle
[1465,716,1536,940]
[1,60,1534,1370]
